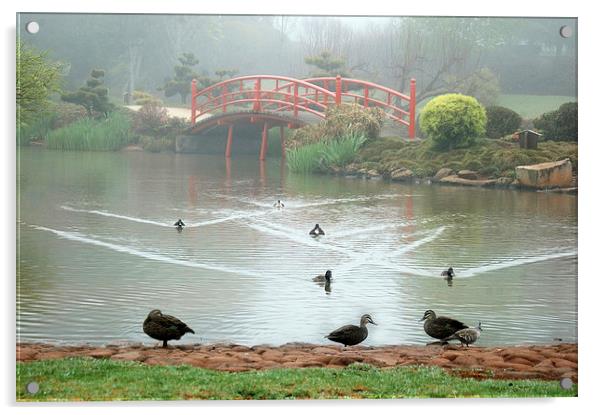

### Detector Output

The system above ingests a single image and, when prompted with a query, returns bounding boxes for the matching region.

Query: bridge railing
[191,75,416,138]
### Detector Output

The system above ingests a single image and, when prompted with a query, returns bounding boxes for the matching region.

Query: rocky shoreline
[332,161,577,194]
[17,342,577,383]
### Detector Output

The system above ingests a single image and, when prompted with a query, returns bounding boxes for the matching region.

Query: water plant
[46,112,132,151]
[286,140,328,174]
[287,133,368,174]
[321,133,368,167]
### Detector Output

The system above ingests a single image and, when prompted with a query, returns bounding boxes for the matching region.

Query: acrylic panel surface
[16,13,578,401]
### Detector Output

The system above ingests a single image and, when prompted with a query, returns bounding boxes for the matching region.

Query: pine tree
[61,69,114,117]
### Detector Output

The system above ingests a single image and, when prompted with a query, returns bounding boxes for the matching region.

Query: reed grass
[287,133,367,174]
[286,141,328,174]
[18,113,57,145]
[321,133,368,167]
[46,112,132,151]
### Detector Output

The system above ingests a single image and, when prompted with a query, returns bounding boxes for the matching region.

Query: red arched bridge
[188,75,416,159]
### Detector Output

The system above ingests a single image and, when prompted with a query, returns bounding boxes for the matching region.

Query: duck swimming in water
[326,314,377,347]
[174,219,185,231]
[309,224,325,237]
[441,267,455,280]
[312,270,332,283]
[273,200,285,209]
[143,309,195,348]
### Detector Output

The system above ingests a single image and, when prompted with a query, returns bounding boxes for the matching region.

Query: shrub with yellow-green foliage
[420,94,487,150]
[288,104,384,148]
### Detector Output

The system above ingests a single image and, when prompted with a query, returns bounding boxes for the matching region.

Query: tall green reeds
[320,133,368,167]
[18,113,57,145]
[286,141,328,174]
[46,112,132,151]
[287,133,367,174]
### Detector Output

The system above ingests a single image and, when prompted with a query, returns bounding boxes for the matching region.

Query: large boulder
[457,170,478,180]
[433,167,454,181]
[390,168,414,181]
[515,158,573,189]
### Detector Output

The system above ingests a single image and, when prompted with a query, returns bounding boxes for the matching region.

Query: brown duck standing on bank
[325,314,377,347]
[420,309,468,345]
[443,322,482,347]
[143,309,195,348]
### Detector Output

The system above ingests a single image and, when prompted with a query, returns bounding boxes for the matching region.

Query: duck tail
[186,327,195,334]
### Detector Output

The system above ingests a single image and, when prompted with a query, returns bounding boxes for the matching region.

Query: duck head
[476,321,483,331]
[325,270,332,282]
[148,309,163,318]
[360,314,377,326]
[447,267,455,277]
[420,309,436,321]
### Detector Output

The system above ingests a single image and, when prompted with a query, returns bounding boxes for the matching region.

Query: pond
[17,147,577,347]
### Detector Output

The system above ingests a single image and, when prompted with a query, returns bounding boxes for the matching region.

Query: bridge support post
[260,122,269,161]
[335,75,342,105]
[225,125,233,158]
[253,79,262,112]
[190,79,197,126]
[409,78,416,139]
[280,126,286,159]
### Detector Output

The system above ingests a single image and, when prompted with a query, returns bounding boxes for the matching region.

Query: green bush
[485,106,522,139]
[419,94,487,151]
[533,102,577,141]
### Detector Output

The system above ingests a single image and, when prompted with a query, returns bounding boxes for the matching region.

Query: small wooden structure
[519,130,541,149]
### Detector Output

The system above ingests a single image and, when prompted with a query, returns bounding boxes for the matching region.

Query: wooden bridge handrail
[191,74,416,139]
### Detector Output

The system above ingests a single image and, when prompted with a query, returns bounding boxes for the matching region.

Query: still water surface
[17,148,577,346]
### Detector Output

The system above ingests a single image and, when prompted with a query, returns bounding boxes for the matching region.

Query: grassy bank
[17,357,575,401]
[355,137,577,179]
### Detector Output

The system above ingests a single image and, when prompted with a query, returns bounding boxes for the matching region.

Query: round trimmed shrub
[485,106,522,139]
[419,94,487,150]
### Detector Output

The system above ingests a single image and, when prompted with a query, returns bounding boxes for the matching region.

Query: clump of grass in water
[321,133,368,167]
[46,112,132,151]
[287,133,368,174]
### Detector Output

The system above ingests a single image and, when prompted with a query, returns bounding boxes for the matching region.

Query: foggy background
[18,14,576,106]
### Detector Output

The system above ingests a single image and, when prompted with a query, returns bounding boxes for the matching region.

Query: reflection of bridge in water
[178,75,416,159]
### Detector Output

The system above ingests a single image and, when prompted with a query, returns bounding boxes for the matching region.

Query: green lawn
[497,94,576,119]
[17,358,576,401]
